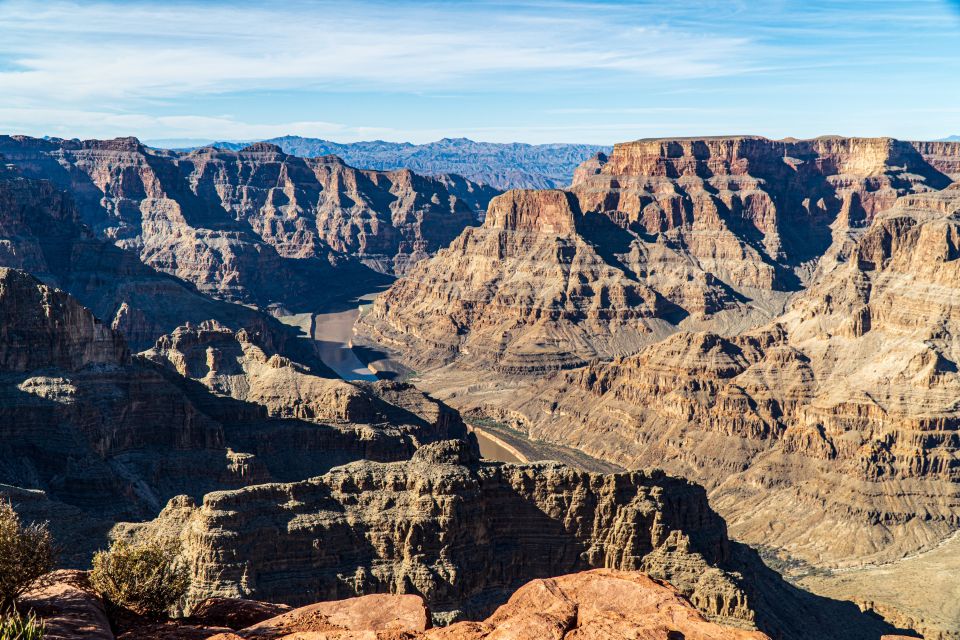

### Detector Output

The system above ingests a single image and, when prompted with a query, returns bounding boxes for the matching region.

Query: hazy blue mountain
[178,136,610,190]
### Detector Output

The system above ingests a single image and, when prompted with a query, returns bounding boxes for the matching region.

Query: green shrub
[0,609,45,640]
[0,502,56,610]
[89,537,190,619]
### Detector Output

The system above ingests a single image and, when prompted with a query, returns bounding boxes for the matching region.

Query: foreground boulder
[19,570,114,640]
[109,570,768,640]
[432,569,769,640]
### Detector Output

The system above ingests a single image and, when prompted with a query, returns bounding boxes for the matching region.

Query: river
[279,290,384,381]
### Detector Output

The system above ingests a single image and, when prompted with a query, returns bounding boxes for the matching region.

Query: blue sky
[0,0,958,144]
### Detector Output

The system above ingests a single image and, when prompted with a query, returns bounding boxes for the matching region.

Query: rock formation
[0,136,495,312]
[361,136,954,373]
[361,189,679,371]
[913,140,960,180]
[143,440,751,626]
[19,570,114,640]
[126,439,906,639]
[0,161,297,351]
[22,570,779,640]
[414,186,960,638]
[0,268,467,564]
[178,143,484,276]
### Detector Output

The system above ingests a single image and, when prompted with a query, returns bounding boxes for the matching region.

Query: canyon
[0,136,497,313]
[1,134,958,639]
[359,136,960,638]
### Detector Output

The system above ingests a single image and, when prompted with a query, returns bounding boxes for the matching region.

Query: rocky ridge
[0,268,467,563]
[423,185,960,638]
[0,136,497,312]
[361,136,955,373]
[142,440,749,625]
[123,439,907,639]
[0,160,299,351]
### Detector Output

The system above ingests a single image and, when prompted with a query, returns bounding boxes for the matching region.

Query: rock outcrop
[0,269,467,563]
[913,140,960,180]
[198,571,767,640]
[178,144,484,276]
[143,440,751,627]
[520,186,960,566]
[0,136,494,312]
[0,161,297,351]
[19,571,114,640]
[361,136,953,373]
[361,189,677,371]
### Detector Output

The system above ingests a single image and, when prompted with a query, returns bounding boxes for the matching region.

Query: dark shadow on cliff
[729,542,917,640]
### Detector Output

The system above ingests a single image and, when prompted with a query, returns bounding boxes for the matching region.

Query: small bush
[0,609,45,640]
[89,537,190,619]
[0,502,56,609]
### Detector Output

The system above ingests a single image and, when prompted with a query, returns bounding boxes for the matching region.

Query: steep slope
[135,440,905,639]
[487,186,960,638]
[0,268,468,563]
[912,140,960,180]
[360,189,680,372]
[178,143,486,275]
[0,160,296,352]
[0,136,494,311]
[361,136,953,373]
[206,136,610,189]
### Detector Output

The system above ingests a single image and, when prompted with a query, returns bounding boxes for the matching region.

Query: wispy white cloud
[0,0,957,143]
[0,0,753,103]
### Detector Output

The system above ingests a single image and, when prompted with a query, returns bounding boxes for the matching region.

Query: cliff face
[361,137,953,373]
[0,162,297,351]
[0,270,470,564]
[912,140,960,180]
[360,189,677,372]
[513,186,960,573]
[178,144,482,275]
[143,440,751,627]
[208,136,611,190]
[142,320,467,441]
[0,136,495,311]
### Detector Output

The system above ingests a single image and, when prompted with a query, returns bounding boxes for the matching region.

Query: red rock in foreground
[197,570,767,640]
[19,570,114,640]
[432,570,769,640]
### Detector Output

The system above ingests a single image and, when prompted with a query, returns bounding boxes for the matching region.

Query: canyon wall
[361,136,954,372]
[0,136,497,312]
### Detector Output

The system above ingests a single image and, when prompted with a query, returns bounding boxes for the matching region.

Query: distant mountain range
[157,136,610,190]
[942,135,960,141]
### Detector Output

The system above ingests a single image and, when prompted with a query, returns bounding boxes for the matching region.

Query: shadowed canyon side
[0,135,941,640]
[0,267,468,564]
[517,184,960,567]
[360,136,957,373]
[0,160,304,352]
[0,136,499,312]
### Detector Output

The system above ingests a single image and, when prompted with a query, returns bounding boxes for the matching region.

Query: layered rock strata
[361,136,953,372]
[913,140,960,180]
[0,136,495,311]
[147,440,750,626]
[0,162,296,351]
[361,189,680,372]
[0,269,467,562]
